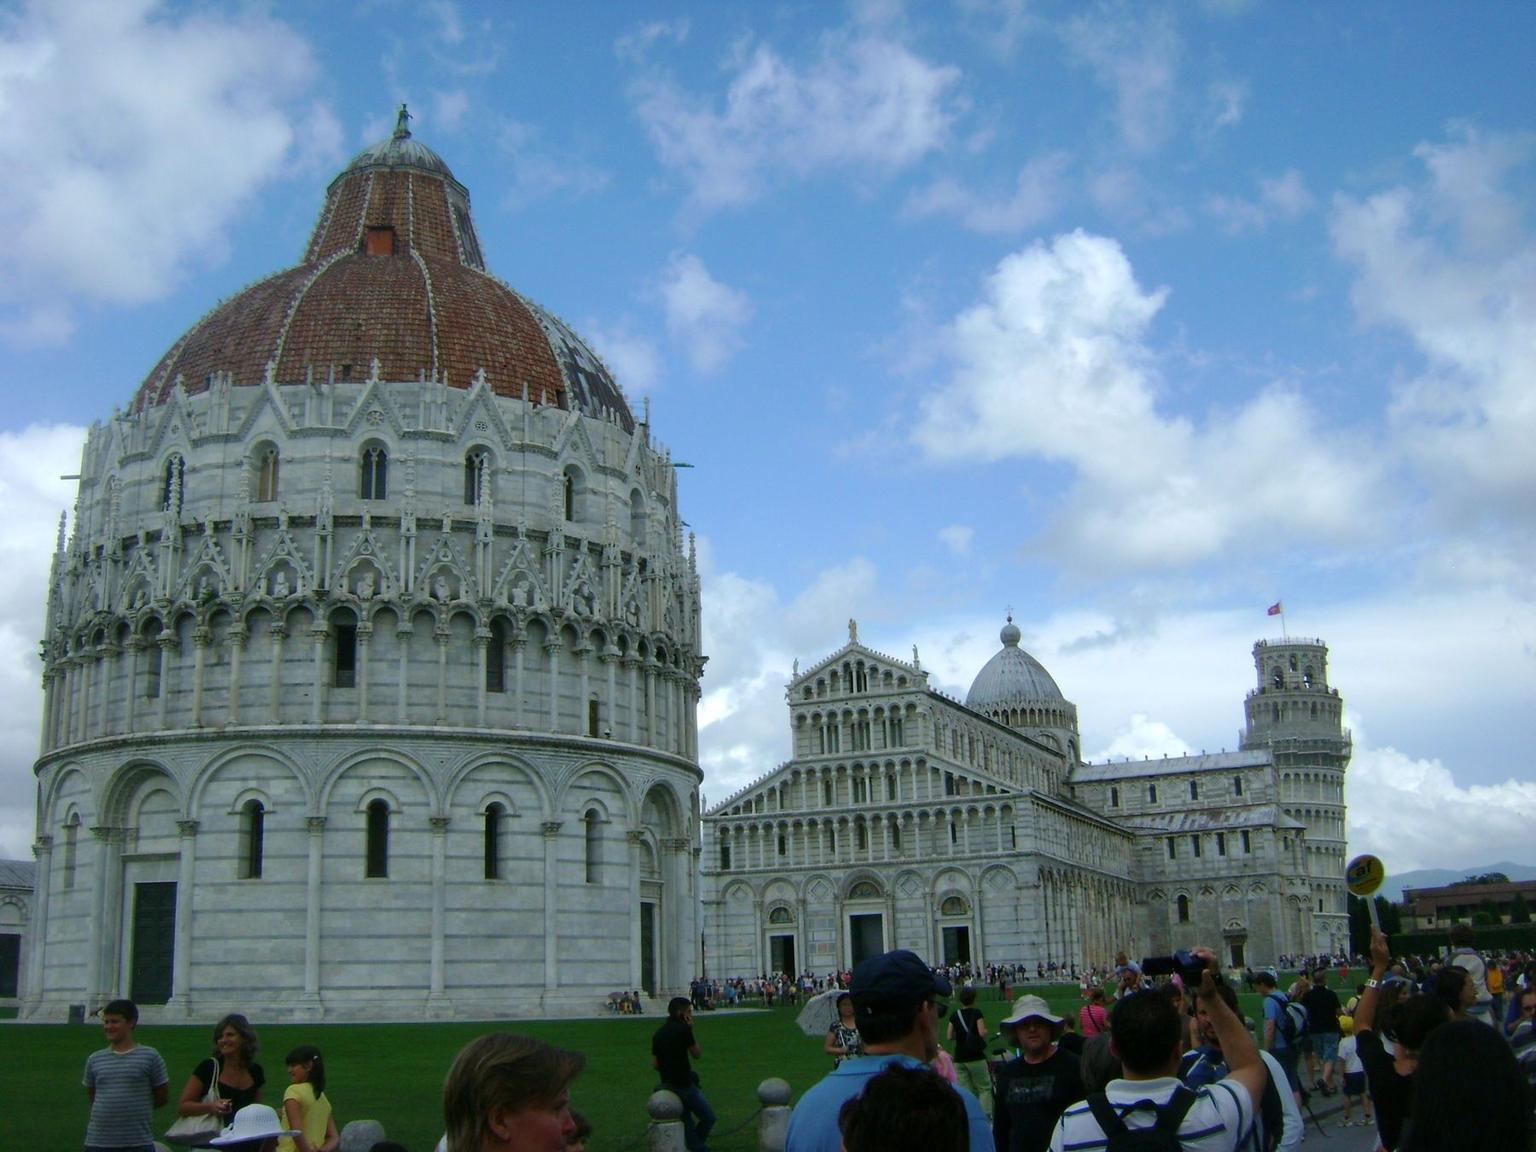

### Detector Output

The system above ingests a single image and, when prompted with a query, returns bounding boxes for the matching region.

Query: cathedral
[699,620,1349,978]
[21,111,705,1021]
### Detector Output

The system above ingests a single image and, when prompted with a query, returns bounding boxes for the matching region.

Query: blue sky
[0,0,1532,873]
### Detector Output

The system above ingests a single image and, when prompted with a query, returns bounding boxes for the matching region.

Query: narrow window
[1009,825,1017,848]
[464,452,486,505]
[588,699,601,737]
[239,799,265,879]
[777,834,786,857]
[1177,894,1190,923]
[333,620,357,687]
[365,799,390,878]
[1148,783,1158,804]
[256,446,279,503]
[584,809,601,883]
[720,842,731,870]
[1109,786,1120,808]
[1241,830,1252,853]
[856,822,868,850]
[1190,780,1199,800]
[144,621,163,698]
[822,779,833,806]
[886,775,896,801]
[949,821,958,845]
[62,814,80,890]
[563,472,576,521]
[483,804,503,880]
[360,445,388,500]
[1166,837,1176,860]
[486,620,506,693]
[162,454,185,513]
[1191,835,1202,858]
[1233,776,1243,797]
[1216,832,1227,856]
[944,771,956,796]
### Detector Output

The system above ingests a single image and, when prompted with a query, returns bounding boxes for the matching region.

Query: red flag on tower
[1267,601,1283,616]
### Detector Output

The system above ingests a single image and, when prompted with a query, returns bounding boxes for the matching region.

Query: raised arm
[1192,951,1267,1111]
[1353,926,1391,1035]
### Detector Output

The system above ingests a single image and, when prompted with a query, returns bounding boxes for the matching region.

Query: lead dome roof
[132,106,633,432]
[965,617,1066,709]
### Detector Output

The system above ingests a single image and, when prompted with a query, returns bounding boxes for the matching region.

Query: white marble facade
[23,122,704,1022]
[701,627,1350,976]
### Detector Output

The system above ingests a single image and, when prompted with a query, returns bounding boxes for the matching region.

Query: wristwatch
[1364,978,1381,989]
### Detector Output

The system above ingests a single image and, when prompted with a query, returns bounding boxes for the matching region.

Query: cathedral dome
[132,106,632,431]
[965,616,1065,710]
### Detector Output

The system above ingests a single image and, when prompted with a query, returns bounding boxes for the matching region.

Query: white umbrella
[797,987,847,1036]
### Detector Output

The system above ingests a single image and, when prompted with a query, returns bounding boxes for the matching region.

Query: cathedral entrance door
[848,914,884,967]
[640,900,657,995]
[770,933,796,975]
[941,926,971,967]
[129,882,176,1004]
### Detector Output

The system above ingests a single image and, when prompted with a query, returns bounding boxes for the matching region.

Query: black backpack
[1085,1087,1198,1152]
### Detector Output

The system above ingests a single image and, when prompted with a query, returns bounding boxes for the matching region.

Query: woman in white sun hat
[207,1103,300,1152]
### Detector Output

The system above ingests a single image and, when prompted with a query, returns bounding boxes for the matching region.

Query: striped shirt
[1049,1075,1253,1152]
[83,1044,169,1148]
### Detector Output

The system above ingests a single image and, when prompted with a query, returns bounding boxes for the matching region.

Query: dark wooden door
[129,882,176,1004]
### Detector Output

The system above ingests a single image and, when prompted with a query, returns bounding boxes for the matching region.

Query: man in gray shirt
[83,998,169,1152]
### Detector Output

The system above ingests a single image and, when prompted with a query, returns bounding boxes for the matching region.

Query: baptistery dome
[135,107,632,432]
[26,110,701,1023]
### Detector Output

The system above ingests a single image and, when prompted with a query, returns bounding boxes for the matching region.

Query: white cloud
[629,25,963,209]
[1061,6,1181,154]
[658,254,753,374]
[904,151,1071,235]
[913,230,1381,573]
[1331,126,1536,526]
[1089,712,1193,762]
[0,0,329,342]
[1205,168,1315,233]
[1205,78,1247,132]
[580,317,663,398]
[614,18,690,63]
[952,0,1037,57]
[431,89,471,133]
[0,423,87,857]
[495,118,610,209]
[938,525,975,556]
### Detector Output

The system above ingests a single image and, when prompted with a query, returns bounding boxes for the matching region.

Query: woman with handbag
[169,1013,266,1145]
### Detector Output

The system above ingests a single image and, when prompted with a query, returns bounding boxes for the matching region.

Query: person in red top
[1078,988,1109,1037]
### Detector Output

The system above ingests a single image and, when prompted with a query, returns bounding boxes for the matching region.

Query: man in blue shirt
[786,949,992,1152]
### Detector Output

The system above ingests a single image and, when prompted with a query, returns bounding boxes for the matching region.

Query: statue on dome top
[394,103,412,139]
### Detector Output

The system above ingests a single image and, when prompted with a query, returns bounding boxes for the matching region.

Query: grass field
[0,983,1281,1151]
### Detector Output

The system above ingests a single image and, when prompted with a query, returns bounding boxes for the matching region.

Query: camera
[1140,949,1211,983]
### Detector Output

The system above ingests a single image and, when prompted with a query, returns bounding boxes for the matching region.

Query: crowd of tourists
[76,920,1536,1152]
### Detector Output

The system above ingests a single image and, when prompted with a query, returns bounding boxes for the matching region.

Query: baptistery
[24,110,704,1021]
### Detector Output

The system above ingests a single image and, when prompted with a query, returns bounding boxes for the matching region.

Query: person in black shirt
[652,996,715,1152]
[992,995,1083,1152]
[1300,967,1342,1095]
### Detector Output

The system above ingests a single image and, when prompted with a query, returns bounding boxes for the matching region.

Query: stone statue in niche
[432,573,453,601]
[572,580,595,617]
[510,580,529,608]
[355,570,376,599]
[271,571,291,598]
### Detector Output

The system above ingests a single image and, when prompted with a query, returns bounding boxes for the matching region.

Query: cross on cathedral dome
[132,107,633,431]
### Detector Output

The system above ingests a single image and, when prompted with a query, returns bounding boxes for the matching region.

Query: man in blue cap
[785,949,993,1152]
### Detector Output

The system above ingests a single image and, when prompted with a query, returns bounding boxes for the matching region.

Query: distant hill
[1381,861,1536,903]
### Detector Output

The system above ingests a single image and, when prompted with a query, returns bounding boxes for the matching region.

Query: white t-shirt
[1338,1035,1362,1075]
[1050,1075,1254,1152]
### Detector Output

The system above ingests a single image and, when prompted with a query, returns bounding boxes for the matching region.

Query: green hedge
[1390,921,1536,956]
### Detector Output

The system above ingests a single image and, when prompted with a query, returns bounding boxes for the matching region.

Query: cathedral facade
[700,623,1349,977]
[23,114,704,1022]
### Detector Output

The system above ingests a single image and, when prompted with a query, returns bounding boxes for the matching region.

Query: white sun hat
[208,1104,301,1147]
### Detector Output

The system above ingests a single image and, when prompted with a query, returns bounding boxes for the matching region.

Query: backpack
[952,1006,987,1062]
[1086,1087,1198,1152]
[1268,993,1308,1043]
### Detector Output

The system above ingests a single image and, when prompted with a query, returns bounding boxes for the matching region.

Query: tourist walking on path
[83,997,170,1152]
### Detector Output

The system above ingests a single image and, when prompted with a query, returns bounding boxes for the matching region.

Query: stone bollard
[339,1119,388,1152]
[757,1077,792,1152]
[648,1088,686,1152]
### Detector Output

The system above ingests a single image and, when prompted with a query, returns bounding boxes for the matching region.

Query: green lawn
[0,983,1280,1151]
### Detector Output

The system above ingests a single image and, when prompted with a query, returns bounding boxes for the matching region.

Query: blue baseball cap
[850,950,952,1010]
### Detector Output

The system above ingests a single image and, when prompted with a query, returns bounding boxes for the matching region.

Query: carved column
[627,830,646,991]
[544,639,561,732]
[191,626,210,727]
[575,642,592,733]
[309,626,327,724]
[624,655,640,743]
[435,629,450,724]
[303,817,326,1003]
[26,835,53,1004]
[510,637,527,728]
[227,626,247,724]
[474,633,490,726]
[542,821,561,992]
[602,649,618,738]
[269,625,286,722]
[355,624,372,722]
[428,816,450,1010]
[170,820,198,1016]
[86,825,117,1008]
[156,635,177,729]
[396,627,411,723]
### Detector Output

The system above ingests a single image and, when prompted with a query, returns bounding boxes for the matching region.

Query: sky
[0,0,1532,877]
